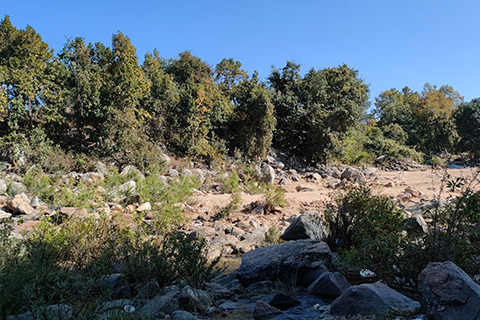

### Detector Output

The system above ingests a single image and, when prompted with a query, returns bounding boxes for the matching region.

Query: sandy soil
[191,167,480,220]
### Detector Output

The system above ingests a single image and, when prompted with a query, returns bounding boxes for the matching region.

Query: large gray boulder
[308,271,351,297]
[260,165,276,184]
[330,281,421,317]
[281,211,328,241]
[341,168,366,184]
[236,239,331,286]
[419,261,480,320]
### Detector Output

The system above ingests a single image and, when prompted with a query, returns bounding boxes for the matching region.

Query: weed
[263,184,285,213]
[0,213,221,318]
[214,191,242,220]
[264,226,281,245]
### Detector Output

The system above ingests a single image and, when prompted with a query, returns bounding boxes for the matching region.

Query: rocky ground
[3,155,480,319]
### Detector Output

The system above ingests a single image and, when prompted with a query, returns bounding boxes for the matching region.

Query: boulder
[136,279,161,299]
[404,214,428,234]
[120,165,144,179]
[168,168,179,177]
[260,165,275,185]
[418,261,480,320]
[330,281,420,317]
[118,180,136,195]
[236,239,331,286]
[341,168,366,184]
[171,310,199,320]
[9,182,26,196]
[281,211,328,241]
[269,293,301,310]
[15,202,34,216]
[178,286,213,314]
[45,304,73,320]
[308,271,351,297]
[253,300,282,320]
[139,285,179,317]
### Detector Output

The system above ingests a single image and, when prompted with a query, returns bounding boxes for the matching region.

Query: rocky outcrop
[419,261,480,320]
[236,239,331,286]
[330,281,421,317]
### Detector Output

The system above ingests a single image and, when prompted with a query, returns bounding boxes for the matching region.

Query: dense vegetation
[1,15,479,172]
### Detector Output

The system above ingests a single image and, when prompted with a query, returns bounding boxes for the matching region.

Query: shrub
[324,187,405,279]
[400,173,480,282]
[263,184,285,212]
[214,191,242,220]
[264,226,281,245]
[0,213,221,318]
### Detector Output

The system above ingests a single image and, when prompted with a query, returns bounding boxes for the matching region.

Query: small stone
[30,196,41,207]
[9,182,26,196]
[16,202,34,216]
[137,202,151,212]
[60,207,77,218]
[0,209,11,220]
[0,179,7,194]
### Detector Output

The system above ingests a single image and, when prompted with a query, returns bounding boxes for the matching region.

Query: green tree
[455,98,480,154]
[142,50,180,146]
[54,37,110,150]
[228,73,276,160]
[375,84,462,155]
[269,62,369,161]
[415,83,462,154]
[165,52,231,158]
[0,15,54,132]
[215,58,247,94]
[103,31,155,168]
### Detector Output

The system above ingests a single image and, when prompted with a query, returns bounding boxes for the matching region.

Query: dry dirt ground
[189,167,480,225]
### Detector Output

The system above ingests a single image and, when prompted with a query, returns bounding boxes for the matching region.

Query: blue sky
[2,1,480,104]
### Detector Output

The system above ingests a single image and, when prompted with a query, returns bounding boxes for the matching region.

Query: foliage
[455,98,480,154]
[334,124,422,165]
[214,191,242,220]
[227,73,276,160]
[0,214,221,318]
[263,184,285,212]
[399,173,480,282]
[264,226,282,245]
[375,84,463,155]
[269,62,370,162]
[324,187,405,279]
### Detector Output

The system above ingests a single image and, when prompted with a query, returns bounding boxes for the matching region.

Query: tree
[142,50,180,145]
[455,98,480,154]
[375,84,462,155]
[269,62,369,161]
[215,58,247,93]
[374,87,420,146]
[54,37,109,150]
[228,73,276,160]
[0,15,54,133]
[415,84,462,154]
[165,52,231,158]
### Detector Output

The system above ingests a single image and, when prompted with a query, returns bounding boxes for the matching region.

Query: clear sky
[2,1,479,104]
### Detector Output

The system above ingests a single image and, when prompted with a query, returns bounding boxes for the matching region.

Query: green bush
[324,187,405,279]
[400,177,480,281]
[263,184,285,212]
[0,214,221,318]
